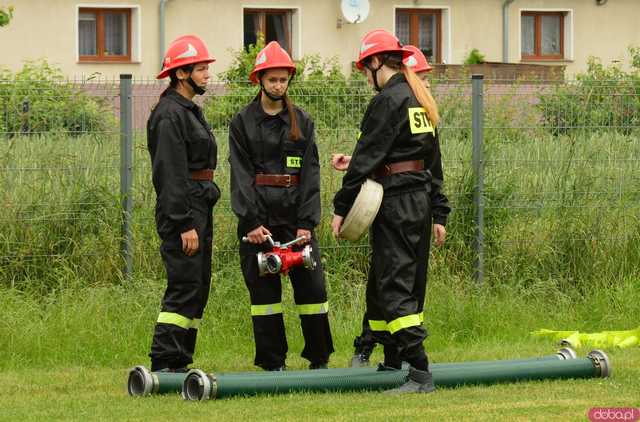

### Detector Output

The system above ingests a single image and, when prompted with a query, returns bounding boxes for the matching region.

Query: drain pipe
[159,0,172,66]
[502,0,515,63]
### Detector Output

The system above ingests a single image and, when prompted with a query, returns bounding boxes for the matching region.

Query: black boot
[350,336,375,368]
[384,367,436,394]
[262,365,287,371]
[376,363,400,371]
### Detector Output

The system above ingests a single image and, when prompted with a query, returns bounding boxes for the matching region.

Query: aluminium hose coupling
[587,349,612,378]
[127,365,156,396]
[555,347,577,360]
[182,369,218,401]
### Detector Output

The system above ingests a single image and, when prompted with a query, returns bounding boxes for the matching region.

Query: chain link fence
[1,74,639,290]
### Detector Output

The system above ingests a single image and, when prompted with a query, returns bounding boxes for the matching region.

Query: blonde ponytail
[402,66,440,127]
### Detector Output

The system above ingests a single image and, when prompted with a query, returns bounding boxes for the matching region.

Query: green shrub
[204,39,370,132]
[538,47,640,136]
[0,5,13,27]
[0,60,116,137]
[464,48,485,65]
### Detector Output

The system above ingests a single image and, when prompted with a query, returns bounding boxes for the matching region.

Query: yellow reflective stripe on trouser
[369,319,388,331]
[297,302,329,315]
[157,312,192,329]
[251,302,283,316]
[191,318,201,330]
[388,314,422,334]
[369,312,425,333]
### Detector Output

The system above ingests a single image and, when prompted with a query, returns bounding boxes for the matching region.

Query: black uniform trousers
[366,187,431,369]
[150,196,214,371]
[239,224,334,370]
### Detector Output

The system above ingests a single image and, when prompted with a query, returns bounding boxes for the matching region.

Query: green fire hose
[181,350,609,401]
[125,347,596,398]
[127,366,187,396]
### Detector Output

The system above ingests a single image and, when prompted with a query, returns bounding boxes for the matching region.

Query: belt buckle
[283,174,292,187]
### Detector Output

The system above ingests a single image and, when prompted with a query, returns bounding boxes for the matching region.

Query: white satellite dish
[341,0,370,24]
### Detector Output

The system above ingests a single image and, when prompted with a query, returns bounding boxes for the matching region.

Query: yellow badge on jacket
[408,107,434,135]
[286,156,302,168]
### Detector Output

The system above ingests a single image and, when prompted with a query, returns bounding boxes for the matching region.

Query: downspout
[159,0,171,66]
[502,0,515,63]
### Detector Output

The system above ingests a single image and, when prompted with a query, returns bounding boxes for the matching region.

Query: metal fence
[1,74,639,288]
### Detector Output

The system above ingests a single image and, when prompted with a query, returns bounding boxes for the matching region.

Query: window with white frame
[78,6,140,63]
[395,8,442,64]
[521,10,572,60]
[244,9,294,55]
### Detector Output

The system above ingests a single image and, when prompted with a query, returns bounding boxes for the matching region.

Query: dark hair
[283,93,301,141]
[160,64,195,97]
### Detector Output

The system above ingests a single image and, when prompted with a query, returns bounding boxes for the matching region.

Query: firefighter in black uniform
[336,45,447,368]
[147,35,221,372]
[332,30,450,393]
[229,41,334,371]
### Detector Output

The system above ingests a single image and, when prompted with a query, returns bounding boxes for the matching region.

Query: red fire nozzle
[242,235,316,276]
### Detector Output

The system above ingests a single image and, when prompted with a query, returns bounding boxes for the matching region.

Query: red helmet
[356,29,413,70]
[402,45,433,73]
[249,41,296,84]
[157,35,215,79]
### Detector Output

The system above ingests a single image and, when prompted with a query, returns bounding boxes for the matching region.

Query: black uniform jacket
[333,73,450,226]
[229,95,321,233]
[147,88,219,237]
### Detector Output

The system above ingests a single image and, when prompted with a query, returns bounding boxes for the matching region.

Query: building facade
[1,0,638,78]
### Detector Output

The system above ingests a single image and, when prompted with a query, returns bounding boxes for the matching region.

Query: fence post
[21,97,29,134]
[120,74,134,280]
[471,74,485,285]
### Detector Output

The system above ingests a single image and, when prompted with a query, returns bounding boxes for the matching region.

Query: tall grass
[1,270,638,370]
[1,123,639,291]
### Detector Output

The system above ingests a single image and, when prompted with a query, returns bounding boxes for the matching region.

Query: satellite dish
[341,0,370,24]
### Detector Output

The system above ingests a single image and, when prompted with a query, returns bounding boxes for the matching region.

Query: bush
[0,5,13,27]
[538,47,640,136]
[204,39,370,132]
[0,60,116,137]
[464,48,485,65]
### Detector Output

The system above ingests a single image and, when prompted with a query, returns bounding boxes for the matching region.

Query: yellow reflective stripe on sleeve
[408,107,434,135]
[251,302,283,316]
[369,319,389,332]
[388,313,422,334]
[157,312,192,329]
[286,156,302,168]
[297,302,329,315]
[191,318,201,330]
[356,130,362,141]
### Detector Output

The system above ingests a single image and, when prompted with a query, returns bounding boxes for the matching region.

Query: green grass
[1,81,639,419]
[2,128,639,291]
[0,275,638,421]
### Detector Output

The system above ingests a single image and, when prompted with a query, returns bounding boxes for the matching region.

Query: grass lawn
[0,343,637,422]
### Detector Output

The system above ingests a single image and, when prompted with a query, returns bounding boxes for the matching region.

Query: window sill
[78,60,141,64]
[520,58,573,63]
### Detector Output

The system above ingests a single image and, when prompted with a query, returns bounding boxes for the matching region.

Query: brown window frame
[395,8,442,64]
[521,11,565,61]
[244,8,293,56]
[79,7,132,63]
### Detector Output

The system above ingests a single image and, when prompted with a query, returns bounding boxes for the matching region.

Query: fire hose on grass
[181,349,609,401]
[127,347,595,397]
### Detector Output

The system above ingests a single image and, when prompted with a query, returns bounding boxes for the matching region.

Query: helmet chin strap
[186,77,206,95]
[259,75,293,102]
[366,55,388,92]
[261,82,284,101]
